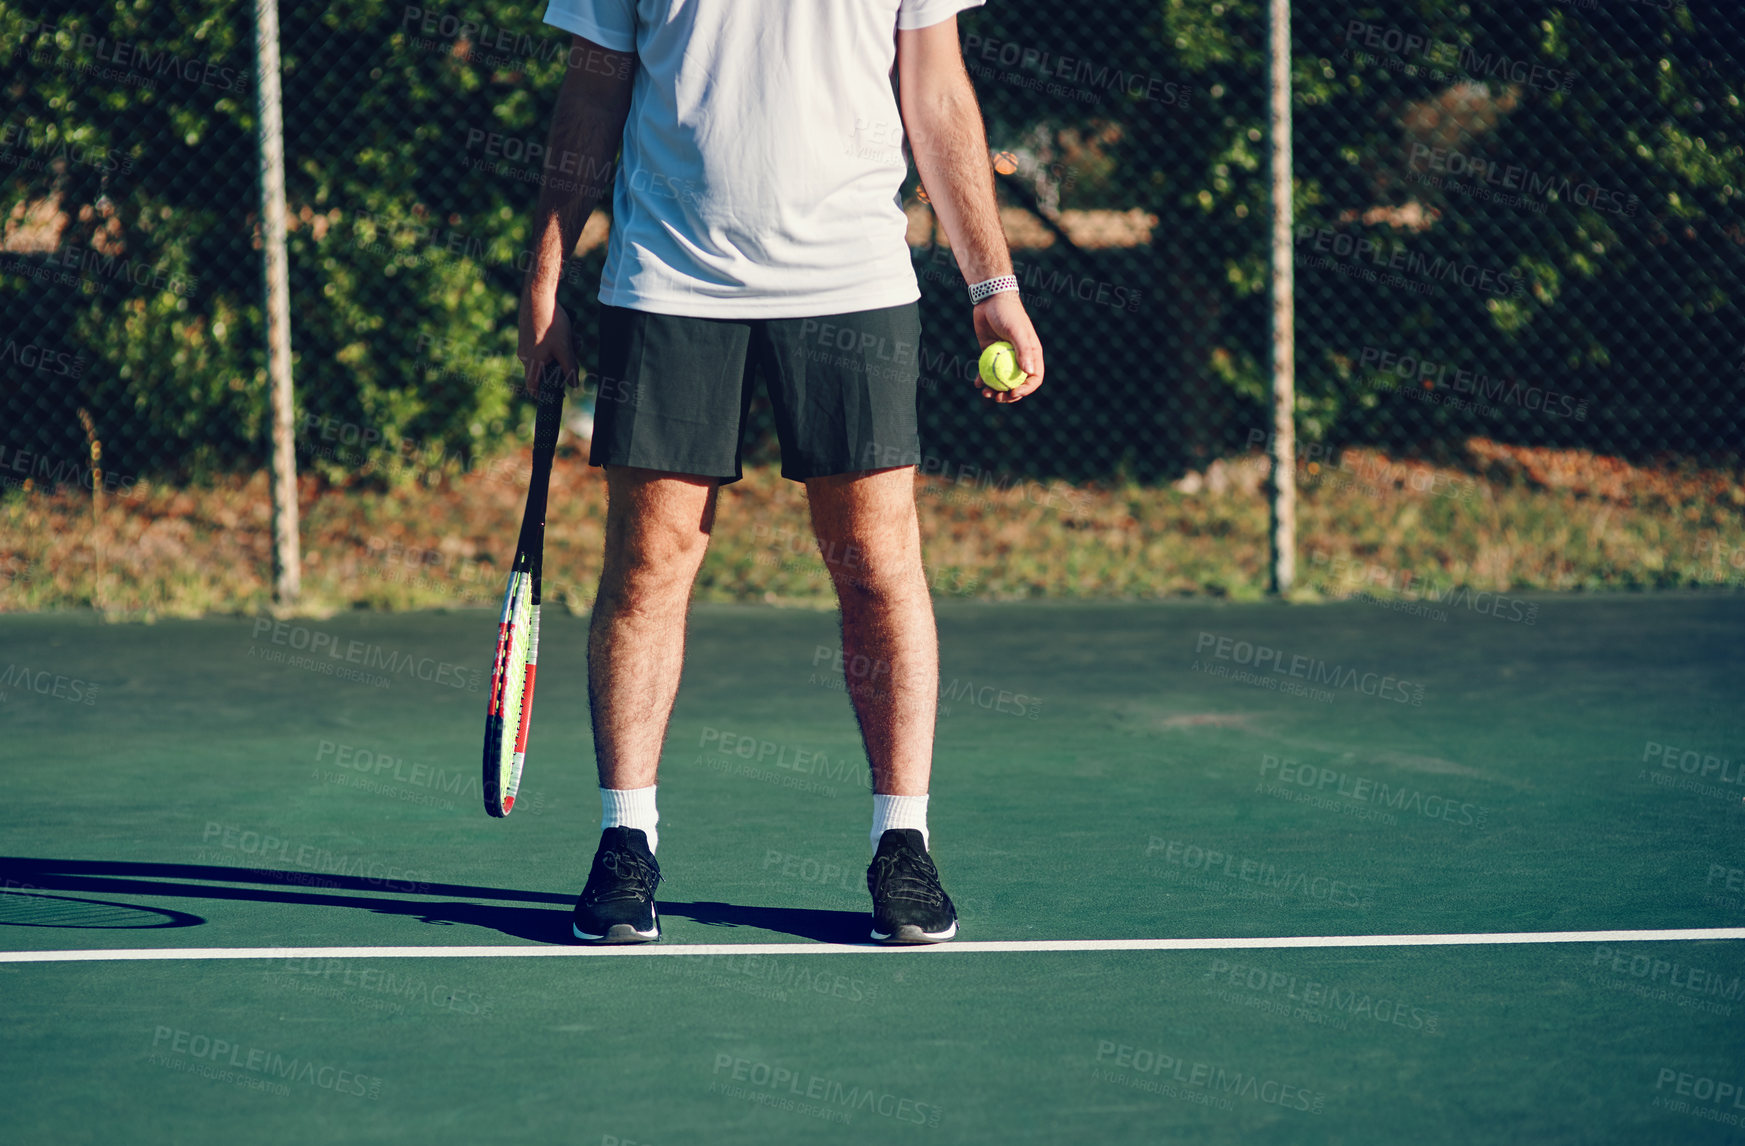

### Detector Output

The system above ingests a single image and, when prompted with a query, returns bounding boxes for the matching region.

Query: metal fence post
[1267,0,1296,596]
[255,0,300,606]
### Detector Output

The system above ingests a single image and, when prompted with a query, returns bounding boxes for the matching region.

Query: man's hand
[973,293,1044,404]
[519,287,579,399]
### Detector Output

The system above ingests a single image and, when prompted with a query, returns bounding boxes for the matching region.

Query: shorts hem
[781,453,923,483]
[589,454,741,484]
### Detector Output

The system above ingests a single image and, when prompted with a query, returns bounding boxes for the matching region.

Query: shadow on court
[0,858,868,944]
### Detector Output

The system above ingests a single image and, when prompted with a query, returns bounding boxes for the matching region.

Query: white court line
[4,927,1745,963]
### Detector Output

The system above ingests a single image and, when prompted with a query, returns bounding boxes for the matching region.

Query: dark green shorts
[590,302,922,483]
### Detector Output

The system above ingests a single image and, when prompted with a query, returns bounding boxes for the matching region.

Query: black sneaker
[572,827,661,943]
[867,828,958,944]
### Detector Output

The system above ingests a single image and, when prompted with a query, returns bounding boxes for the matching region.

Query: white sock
[601,785,659,854]
[871,793,929,853]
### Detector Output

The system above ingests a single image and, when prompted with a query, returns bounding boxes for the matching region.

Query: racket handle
[532,377,565,453]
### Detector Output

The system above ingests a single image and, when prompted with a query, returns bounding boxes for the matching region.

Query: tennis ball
[978,341,1027,392]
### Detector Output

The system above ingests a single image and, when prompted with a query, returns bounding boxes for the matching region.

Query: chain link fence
[3,0,1741,500]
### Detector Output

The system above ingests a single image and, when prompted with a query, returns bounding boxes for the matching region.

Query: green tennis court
[3,596,1743,1144]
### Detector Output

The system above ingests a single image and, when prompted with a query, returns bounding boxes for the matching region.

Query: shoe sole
[572,922,660,944]
[870,921,957,945]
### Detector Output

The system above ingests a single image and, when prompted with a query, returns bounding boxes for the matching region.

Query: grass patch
[2,439,1741,619]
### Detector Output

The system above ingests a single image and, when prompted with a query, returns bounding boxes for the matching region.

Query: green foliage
[2,0,1739,486]
[958,0,1742,463]
[0,1,571,481]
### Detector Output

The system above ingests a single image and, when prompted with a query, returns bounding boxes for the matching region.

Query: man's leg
[571,465,715,944]
[589,465,719,793]
[805,465,937,799]
[573,302,753,943]
[808,465,958,944]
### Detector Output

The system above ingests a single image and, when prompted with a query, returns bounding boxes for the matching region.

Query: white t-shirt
[543,0,985,318]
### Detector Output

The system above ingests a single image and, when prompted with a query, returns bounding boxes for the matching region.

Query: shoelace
[589,846,661,903]
[870,846,943,906]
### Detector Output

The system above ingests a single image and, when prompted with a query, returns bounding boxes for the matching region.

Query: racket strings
[499,594,533,731]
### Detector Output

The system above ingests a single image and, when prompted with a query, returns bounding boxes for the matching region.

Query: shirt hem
[896,0,988,32]
[598,283,923,320]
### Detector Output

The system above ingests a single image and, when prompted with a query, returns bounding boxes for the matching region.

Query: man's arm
[518,35,637,395]
[897,18,1044,403]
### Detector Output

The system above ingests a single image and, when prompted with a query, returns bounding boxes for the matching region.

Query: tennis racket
[483,380,565,818]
